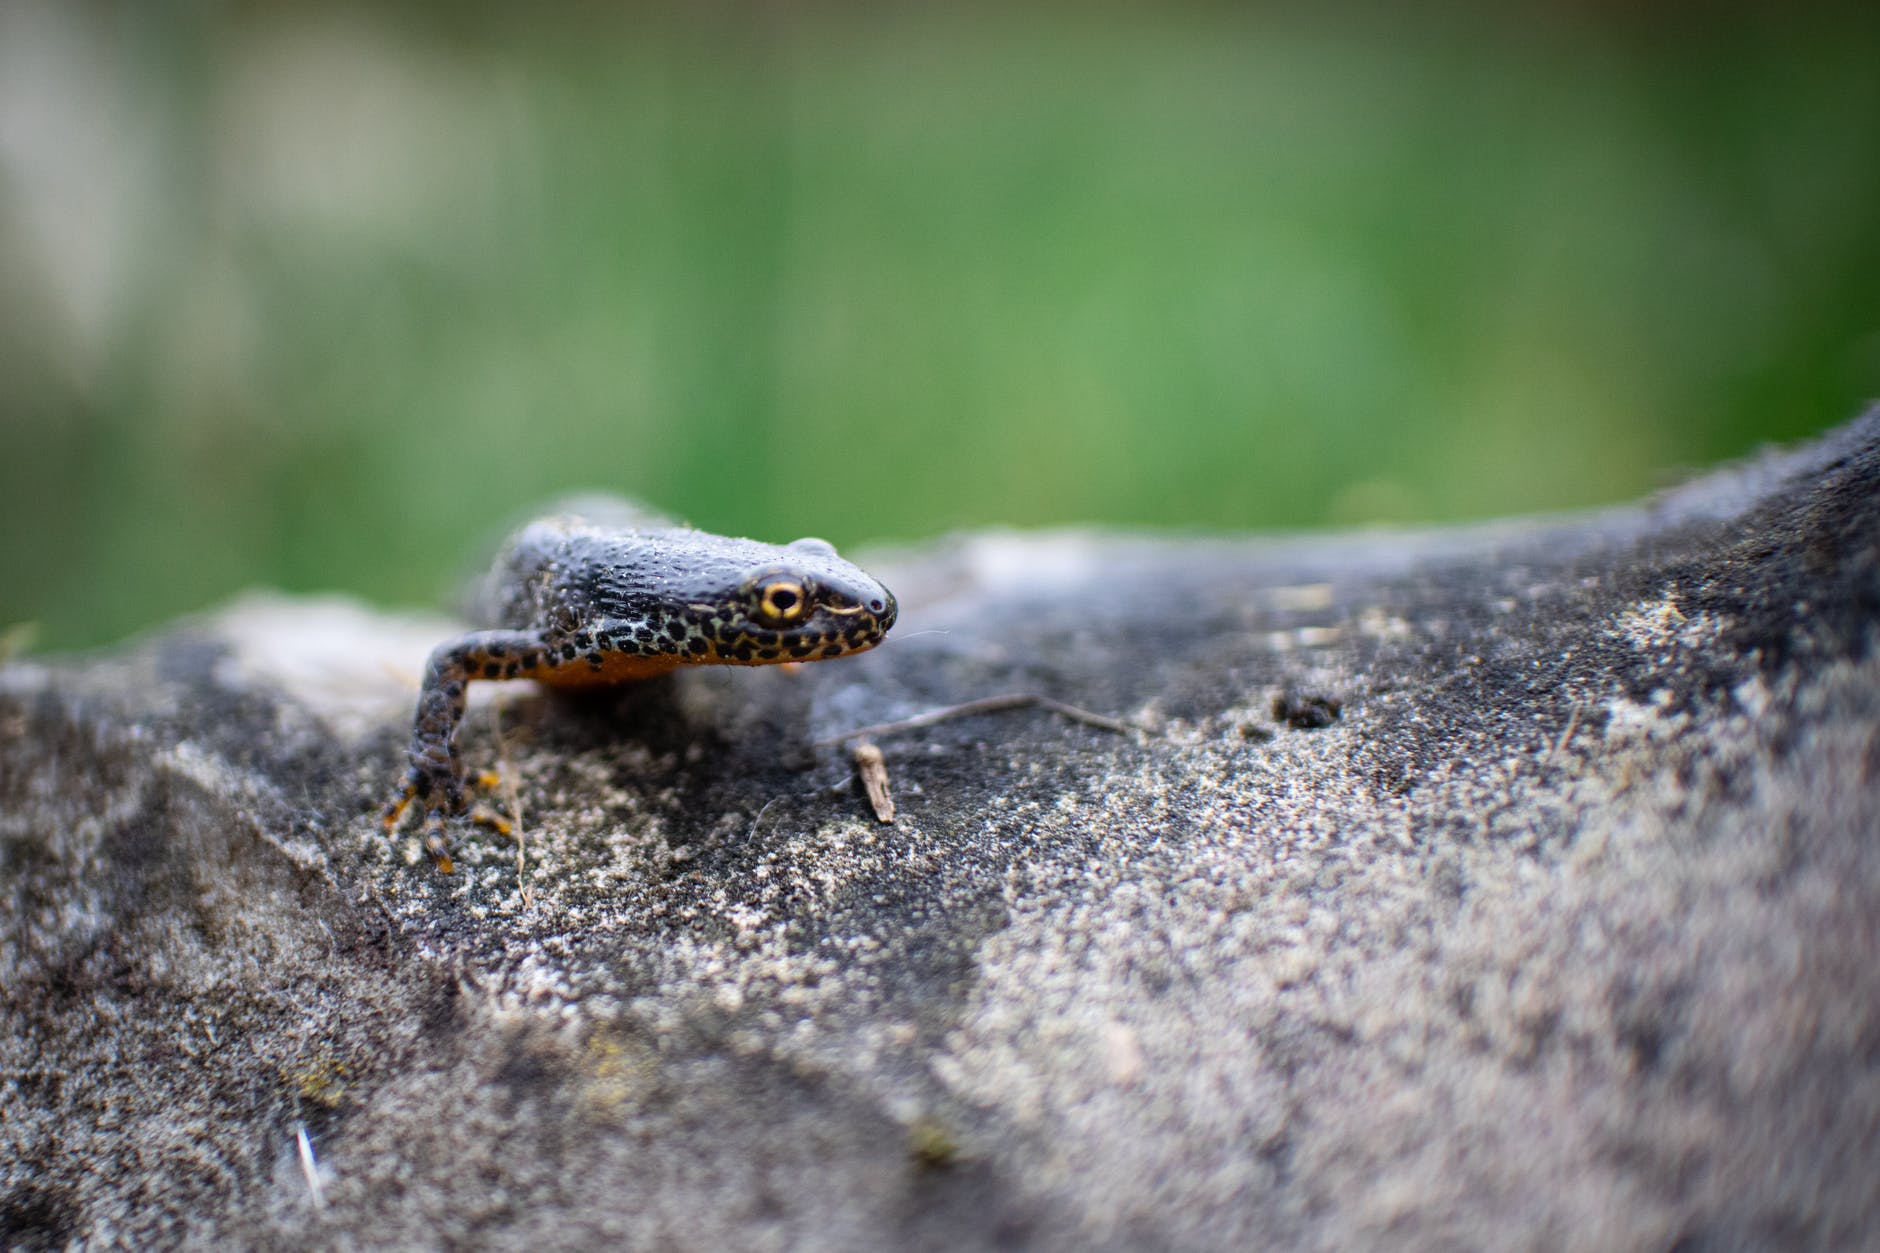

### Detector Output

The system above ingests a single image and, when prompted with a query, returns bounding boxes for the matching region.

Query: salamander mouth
[705,606,894,664]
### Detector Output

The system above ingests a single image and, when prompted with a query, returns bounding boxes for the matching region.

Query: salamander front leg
[385,630,551,873]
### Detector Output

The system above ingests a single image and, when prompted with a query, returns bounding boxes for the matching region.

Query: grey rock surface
[4,413,1879,1250]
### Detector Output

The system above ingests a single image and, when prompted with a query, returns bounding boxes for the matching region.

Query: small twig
[491,697,532,908]
[814,693,1132,749]
[745,794,791,844]
[1543,699,1584,769]
[852,740,896,823]
[296,1123,327,1210]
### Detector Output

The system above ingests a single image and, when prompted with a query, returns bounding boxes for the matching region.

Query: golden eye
[757,580,807,625]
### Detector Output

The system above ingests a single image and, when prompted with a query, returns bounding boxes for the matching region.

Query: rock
[3,413,1878,1250]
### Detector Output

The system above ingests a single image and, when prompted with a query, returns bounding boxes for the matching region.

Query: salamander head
[700,535,898,665]
[501,514,899,670]
[574,530,896,667]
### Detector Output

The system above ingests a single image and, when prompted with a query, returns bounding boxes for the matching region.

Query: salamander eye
[788,537,837,557]
[756,579,808,625]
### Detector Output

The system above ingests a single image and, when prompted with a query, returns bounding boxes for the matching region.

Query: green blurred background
[3,2,1877,650]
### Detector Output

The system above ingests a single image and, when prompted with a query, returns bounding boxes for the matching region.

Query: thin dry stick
[852,739,896,823]
[745,794,788,844]
[296,1123,326,1210]
[813,693,1133,749]
[1542,699,1584,770]
[490,697,533,909]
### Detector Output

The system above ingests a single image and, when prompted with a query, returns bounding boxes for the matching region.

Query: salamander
[385,499,897,871]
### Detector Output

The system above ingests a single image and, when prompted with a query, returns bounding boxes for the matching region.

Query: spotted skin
[385,504,897,871]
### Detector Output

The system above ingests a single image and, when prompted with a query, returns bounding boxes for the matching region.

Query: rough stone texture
[4,413,1878,1251]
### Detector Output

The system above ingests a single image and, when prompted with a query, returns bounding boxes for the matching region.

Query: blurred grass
[2,1,1877,649]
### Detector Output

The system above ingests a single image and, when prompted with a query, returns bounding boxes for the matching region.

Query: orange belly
[531,651,686,688]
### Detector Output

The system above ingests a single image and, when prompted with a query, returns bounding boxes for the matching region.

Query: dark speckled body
[386,501,897,870]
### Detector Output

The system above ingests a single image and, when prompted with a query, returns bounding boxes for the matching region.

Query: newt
[385,499,897,871]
